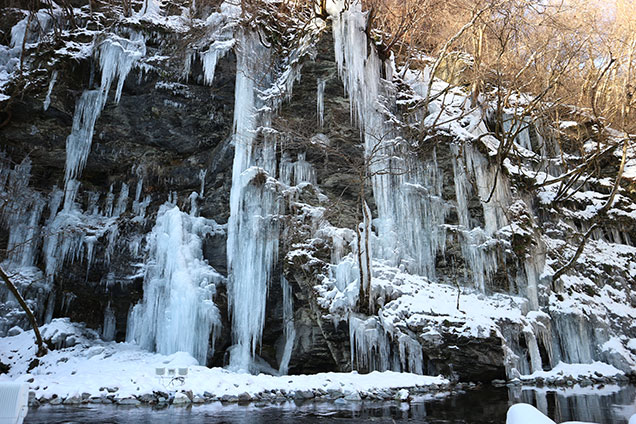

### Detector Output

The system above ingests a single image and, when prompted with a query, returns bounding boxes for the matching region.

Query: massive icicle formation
[184,1,239,85]
[322,0,553,376]
[226,30,281,372]
[331,1,447,279]
[64,33,145,207]
[127,204,224,365]
[225,12,317,371]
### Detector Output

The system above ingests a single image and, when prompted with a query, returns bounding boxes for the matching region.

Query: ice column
[102,302,116,342]
[127,204,223,365]
[43,70,57,111]
[317,78,326,128]
[450,143,499,291]
[278,276,295,375]
[226,31,280,372]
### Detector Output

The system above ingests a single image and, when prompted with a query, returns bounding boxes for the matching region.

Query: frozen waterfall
[64,33,145,208]
[226,30,280,372]
[127,204,224,365]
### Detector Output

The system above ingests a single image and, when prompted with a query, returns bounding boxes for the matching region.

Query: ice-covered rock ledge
[515,362,630,387]
[0,320,450,407]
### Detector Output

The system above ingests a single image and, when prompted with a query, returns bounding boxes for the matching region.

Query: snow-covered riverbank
[1,319,631,408]
[0,319,451,406]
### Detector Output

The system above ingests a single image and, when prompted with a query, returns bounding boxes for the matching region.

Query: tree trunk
[0,266,47,357]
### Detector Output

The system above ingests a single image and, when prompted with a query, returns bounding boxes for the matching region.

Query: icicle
[189,192,199,216]
[349,315,391,372]
[226,30,281,372]
[64,90,103,188]
[330,1,447,279]
[199,169,207,197]
[43,70,57,111]
[127,204,224,364]
[200,40,234,86]
[279,152,293,186]
[132,178,143,215]
[292,153,316,186]
[397,333,424,374]
[84,235,97,272]
[113,183,129,217]
[317,78,326,128]
[278,276,295,375]
[104,185,114,217]
[102,302,116,342]
[63,33,145,207]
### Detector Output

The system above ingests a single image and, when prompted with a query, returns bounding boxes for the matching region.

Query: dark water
[25,385,636,424]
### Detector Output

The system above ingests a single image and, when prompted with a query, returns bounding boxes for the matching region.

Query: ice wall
[226,30,281,372]
[330,1,448,280]
[127,204,224,365]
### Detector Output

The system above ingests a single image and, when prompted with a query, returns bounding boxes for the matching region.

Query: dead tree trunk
[0,266,47,357]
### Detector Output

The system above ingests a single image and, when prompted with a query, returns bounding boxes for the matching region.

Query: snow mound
[507,404,556,424]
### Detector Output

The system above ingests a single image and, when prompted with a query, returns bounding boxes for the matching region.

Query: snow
[0,319,448,402]
[521,361,624,381]
[507,403,556,424]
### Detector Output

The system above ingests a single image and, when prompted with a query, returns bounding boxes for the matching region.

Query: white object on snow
[507,404,556,424]
[0,382,29,424]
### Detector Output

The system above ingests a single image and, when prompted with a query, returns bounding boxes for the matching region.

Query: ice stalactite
[127,204,224,365]
[553,313,595,364]
[40,31,146,289]
[317,78,326,128]
[131,178,151,223]
[349,315,391,372]
[64,89,103,194]
[113,183,129,217]
[348,314,425,374]
[64,33,145,208]
[279,152,293,186]
[199,169,207,197]
[278,276,295,375]
[292,153,316,185]
[226,30,280,372]
[102,302,116,342]
[463,143,510,236]
[0,157,45,269]
[201,40,235,85]
[184,0,239,83]
[279,152,317,187]
[43,70,57,111]
[523,327,543,373]
[330,0,447,279]
[0,156,55,332]
[450,143,500,292]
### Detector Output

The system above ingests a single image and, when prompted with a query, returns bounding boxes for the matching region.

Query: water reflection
[509,384,635,423]
[25,385,636,424]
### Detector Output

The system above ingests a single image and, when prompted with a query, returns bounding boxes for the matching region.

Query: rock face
[1,1,635,382]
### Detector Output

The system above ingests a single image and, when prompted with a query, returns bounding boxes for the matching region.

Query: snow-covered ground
[519,361,625,384]
[0,319,449,405]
